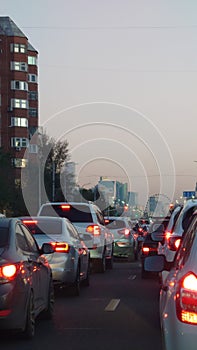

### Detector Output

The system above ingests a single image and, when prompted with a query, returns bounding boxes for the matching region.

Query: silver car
[20,216,90,296]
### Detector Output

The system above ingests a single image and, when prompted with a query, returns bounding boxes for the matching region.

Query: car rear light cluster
[0,264,18,283]
[60,204,71,210]
[142,246,157,254]
[117,228,130,237]
[176,273,197,325]
[50,242,70,253]
[168,237,181,251]
[86,225,101,236]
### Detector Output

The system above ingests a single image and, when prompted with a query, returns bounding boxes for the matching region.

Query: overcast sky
[2,0,197,206]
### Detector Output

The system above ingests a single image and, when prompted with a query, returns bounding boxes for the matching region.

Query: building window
[11,137,29,148]
[28,91,38,100]
[11,80,28,91]
[12,158,28,168]
[10,61,28,72]
[11,98,28,109]
[29,108,37,117]
[11,117,28,127]
[10,43,26,53]
[28,74,37,83]
[29,126,38,138]
[28,56,37,65]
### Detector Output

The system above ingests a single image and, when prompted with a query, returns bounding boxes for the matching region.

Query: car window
[40,204,93,223]
[24,219,62,235]
[16,224,31,252]
[66,221,80,240]
[0,227,9,247]
[106,219,126,229]
[95,208,105,225]
[19,224,39,253]
[175,216,197,268]
[182,206,197,231]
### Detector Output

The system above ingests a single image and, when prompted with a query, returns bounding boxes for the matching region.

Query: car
[153,199,197,285]
[144,208,197,350]
[20,216,91,296]
[104,216,137,261]
[37,202,114,273]
[140,216,171,278]
[0,218,54,338]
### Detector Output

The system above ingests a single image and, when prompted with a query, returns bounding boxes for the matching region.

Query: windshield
[39,205,93,223]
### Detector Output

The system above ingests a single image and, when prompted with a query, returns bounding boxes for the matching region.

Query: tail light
[168,236,181,251]
[86,225,101,236]
[23,220,38,225]
[60,205,71,210]
[50,242,70,253]
[142,247,150,254]
[176,273,197,324]
[117,228,130,236]
[165,231,171,240]
[0,264,18,282]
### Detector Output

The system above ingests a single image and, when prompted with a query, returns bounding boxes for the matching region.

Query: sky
[2,0,197,207]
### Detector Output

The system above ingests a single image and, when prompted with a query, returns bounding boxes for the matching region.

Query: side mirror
[41,243,54,254]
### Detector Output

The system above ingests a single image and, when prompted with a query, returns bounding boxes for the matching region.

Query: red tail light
[176,273,197,324]
[0,264,18,281]
[168,237,181,251]
[50,242,70,253]
[86,225,101,236]
[117,228,130,236]
[23,220,38,225]
[165,231,171,240]
[142,247,150,253]
[60,205,70,210]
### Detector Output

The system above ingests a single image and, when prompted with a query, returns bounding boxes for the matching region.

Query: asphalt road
[1,260,162,350]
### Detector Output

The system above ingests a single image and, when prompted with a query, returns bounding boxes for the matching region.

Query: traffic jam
[0,198,197,350]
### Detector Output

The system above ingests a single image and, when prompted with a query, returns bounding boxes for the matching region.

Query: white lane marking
[105,299,120,311]
[128,274,136,280]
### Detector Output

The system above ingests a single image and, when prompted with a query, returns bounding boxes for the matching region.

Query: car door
[67,221,88,279]
[20,223,50,308]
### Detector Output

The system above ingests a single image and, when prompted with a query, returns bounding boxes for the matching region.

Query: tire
[95,254,106,273]
[41,278,55,319]
[83,262,90,287]
[70,265,80,296]
[22,291,35,339]
[106,256,113,270]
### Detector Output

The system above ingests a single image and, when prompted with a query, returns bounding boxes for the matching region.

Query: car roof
[0,217,18,228]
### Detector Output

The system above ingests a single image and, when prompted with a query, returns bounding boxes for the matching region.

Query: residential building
[0,16,38,186]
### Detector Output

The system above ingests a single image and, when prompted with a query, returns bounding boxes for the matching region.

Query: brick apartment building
[0,16,38,187]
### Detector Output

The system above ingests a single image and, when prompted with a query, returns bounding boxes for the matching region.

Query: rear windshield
[39,204,93,223]
[106,220,126,229]
[24,220,62,235]
[0,227,9,247]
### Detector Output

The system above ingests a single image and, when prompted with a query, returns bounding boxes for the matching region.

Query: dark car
[141,216,170,278]
[0,218,54,338]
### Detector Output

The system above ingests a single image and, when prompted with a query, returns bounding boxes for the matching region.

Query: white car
[37,202,114,273]
[153,199,197,285]
[144,208,197,350]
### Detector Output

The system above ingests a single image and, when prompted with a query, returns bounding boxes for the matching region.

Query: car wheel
[83,262,90,287]
[22,291,35,339]
[106,255,113,270]
[41,277,55,319]
[70,265,80,296]
[95,254,106,273]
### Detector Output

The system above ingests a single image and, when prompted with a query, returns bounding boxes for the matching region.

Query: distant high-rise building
[0,16,38,186]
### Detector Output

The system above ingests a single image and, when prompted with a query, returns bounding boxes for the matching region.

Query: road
[1,260,162,350]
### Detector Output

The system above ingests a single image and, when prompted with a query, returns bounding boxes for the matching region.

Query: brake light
[0,264,17,280]
[50,242,70,253]
[23,220,38,225]
[176,273,197,324]
[61,205,70,210]
[168,237,181,251]
[117,228,130,236]
[165,231,171,240]
[105,219,109,224]
[86,225,101,236]
[142,247,150,253]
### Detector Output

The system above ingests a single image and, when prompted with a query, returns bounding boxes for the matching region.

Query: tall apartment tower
[0,16,38,186]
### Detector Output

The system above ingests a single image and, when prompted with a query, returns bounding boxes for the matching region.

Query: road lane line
[128,274,136,280]
[105,299,120,311]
